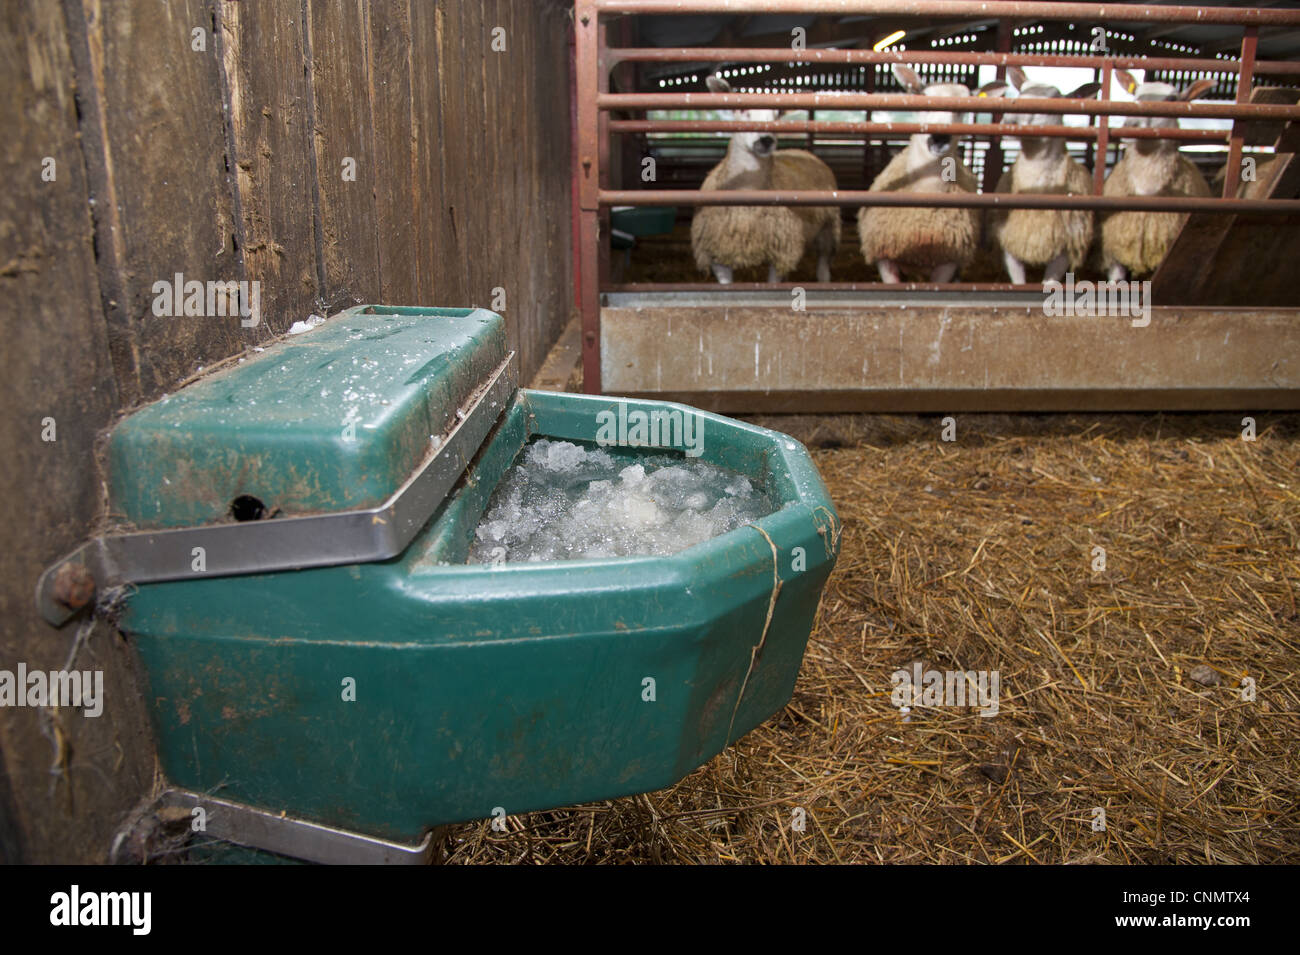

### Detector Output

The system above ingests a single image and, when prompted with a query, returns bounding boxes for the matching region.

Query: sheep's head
[1113,68,1215,154]
[707,74,781,159]
[999,66,1101,157]
[892,63,979,158]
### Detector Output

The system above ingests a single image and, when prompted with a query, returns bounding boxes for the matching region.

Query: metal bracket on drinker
[36,353,517,627]
[114,789,437,865]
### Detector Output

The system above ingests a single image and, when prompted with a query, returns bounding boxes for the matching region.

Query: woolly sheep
[859,64,993,283]
[691,75,840,283]
[1100,70,1215,281]
[988,67,1101,283]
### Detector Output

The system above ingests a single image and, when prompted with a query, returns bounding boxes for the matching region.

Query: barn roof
[628,2,1300,87]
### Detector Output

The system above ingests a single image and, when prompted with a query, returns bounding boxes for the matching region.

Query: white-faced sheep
[1100,70,1215,281]
[859,64,992,283]
[691,74,840,283]
[989,67,1102,283]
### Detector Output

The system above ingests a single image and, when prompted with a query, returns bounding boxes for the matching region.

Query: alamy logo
[0,664,103,717]
[595,400,704,458]
[151,272,261,327]
[1043,272,1151,328]
[891,662,1000,717]
[50,885,151,935]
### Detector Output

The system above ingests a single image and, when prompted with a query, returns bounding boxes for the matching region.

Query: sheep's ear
[892,64,925,94]
[777,109,807,122]
[975,79,1012,98]
[1067,82,1103,100]
[1007,66,1028,91]
[707,74,735,119]
[1113,68,1140,96]
[1180,78,1216,101]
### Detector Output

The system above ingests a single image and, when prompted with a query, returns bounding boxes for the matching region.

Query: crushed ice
[468,438,772,563]
[287,314,326,335]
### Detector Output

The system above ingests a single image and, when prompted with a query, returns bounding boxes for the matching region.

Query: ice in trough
[468,438,774,563]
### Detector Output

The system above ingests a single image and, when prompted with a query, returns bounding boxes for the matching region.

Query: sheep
[1099,70,1215,281]
[691,74,840,284]
[859,64,993,283]
[988,67,1101,284]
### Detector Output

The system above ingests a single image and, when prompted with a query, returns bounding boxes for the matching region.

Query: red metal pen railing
[603,48,1300,76]
[595,1,1300,25]
[574,0,1300,393]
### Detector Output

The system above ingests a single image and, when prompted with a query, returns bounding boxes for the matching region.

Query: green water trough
[45,305,841,862]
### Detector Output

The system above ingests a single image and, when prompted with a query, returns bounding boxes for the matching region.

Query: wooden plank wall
[0,0,573,863]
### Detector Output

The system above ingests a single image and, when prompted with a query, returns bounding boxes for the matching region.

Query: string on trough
[724,523,783,747]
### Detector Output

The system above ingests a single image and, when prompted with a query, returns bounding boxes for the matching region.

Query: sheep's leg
[767,264,780,284]
[1001,250,1028,285]
[711,263,734,285]
[816,254,831,284]
[877,259,902,284]
[1043,253,1069,284]
[930,262,958,283]
[1107,263,1127,283]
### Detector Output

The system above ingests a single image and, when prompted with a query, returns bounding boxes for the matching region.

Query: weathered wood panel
[3,0,575,863]
[218,0,321,336]
[369,0,418,305]
[408,0,446,307]
[461,0,489,313]
[306,0,380,309]
[514,1,574,382]
[601,303,1300,412]
[67,0,243,402]
[432,2,472,307]
[372,0,574,379]
[514,1,545,379]
[0,0,153,864]
[480,0,513,349]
